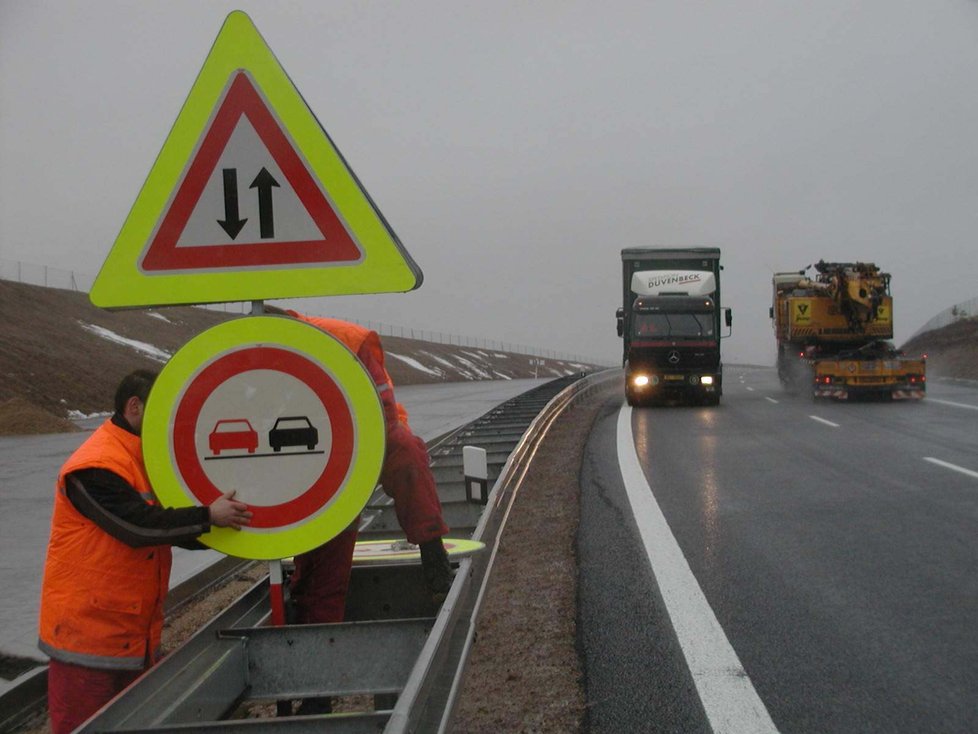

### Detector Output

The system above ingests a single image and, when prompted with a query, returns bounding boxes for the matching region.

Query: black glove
[419,538,454,600]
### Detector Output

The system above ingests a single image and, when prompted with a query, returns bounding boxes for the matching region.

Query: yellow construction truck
[770,261,926,400]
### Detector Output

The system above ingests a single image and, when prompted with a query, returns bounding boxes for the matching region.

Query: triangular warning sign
[141,72,363,273]
[90,11,422,309]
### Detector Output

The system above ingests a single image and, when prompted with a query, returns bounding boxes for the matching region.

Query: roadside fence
[0,257,611,366]
[911,296,978,338]
[0,258,96,293]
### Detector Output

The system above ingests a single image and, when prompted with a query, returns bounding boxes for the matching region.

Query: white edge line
[923,457,978,479]
[616,406,780,733]
[808,415,840,428]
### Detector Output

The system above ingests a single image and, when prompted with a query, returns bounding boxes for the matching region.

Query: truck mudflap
[812,385,926,401]
[890,388,926,400]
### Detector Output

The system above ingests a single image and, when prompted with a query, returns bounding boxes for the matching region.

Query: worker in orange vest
[38,370,253,734]
[272,309,454,628]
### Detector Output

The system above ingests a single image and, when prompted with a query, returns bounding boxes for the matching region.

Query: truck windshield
[633,312,714,338]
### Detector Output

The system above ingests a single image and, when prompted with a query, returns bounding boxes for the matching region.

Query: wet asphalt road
[578,369,978,734]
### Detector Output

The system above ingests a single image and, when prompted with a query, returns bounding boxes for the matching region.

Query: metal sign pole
[251,300,287,625]
[268,558,287,626]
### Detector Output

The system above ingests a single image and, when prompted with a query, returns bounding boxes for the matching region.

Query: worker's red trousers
[289,518,359,623]
[290,424,448,623]
[379,425,450,545]
[47,659,143,734]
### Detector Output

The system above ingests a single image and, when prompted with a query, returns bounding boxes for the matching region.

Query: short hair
[114,369,158,414]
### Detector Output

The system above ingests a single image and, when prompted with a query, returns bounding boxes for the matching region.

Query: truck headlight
[701,375,714,385]
[633,374,650,387]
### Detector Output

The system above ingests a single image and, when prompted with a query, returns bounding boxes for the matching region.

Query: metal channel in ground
[46,373,606,733]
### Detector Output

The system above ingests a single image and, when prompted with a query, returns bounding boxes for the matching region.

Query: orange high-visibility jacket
[288,311,409,424]
[38,419,171,670]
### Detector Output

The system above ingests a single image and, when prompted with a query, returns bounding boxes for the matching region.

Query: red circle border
[171,346,354,528]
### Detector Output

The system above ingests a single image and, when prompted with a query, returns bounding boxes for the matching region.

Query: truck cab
[623,294,725,406]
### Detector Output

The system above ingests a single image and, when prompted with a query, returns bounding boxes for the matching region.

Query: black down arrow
[217,168,247,239]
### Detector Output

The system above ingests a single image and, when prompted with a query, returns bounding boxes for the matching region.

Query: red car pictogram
[208,419,259,456]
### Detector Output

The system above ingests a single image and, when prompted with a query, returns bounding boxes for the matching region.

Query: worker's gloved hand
[419,538,454,603]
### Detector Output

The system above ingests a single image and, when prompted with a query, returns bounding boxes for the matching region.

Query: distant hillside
[0,280,596,435]
[900,317,978,382]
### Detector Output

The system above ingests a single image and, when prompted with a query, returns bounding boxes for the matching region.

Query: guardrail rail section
[57,373,610,733]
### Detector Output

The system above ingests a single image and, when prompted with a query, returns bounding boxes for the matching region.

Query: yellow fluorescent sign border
[142,316,385,560]
[90,10,421,309]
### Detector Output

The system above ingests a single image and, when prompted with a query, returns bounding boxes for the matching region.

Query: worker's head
[114,369,158,434]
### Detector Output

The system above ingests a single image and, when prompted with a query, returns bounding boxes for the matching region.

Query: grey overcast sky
[2,1,977,365]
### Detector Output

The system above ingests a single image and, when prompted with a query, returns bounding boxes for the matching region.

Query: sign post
[90,11,426,619]
[90,10,422,309]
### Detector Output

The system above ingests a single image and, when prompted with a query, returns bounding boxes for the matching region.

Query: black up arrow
[217,169,247,239]
[250,167,280,239]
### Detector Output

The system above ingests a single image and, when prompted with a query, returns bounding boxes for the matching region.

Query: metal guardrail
[431,368,620,733]
[65,372,614,733]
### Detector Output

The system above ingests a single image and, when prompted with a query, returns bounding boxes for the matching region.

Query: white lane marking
[926,398,978,411]
[809,415,840,428]
[924,457,978,479]
[616,407,779,733]
[765,397,779,404]
[746,386,755,392]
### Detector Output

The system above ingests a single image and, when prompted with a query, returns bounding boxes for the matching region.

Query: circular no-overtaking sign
[143,316,384,559]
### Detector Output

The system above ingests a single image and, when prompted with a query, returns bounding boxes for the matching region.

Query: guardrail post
[463,446,488,505]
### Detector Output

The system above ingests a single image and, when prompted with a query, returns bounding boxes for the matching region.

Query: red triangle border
[140,72,362,272]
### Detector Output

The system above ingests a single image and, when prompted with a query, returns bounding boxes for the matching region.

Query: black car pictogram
[269,416,319,452]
